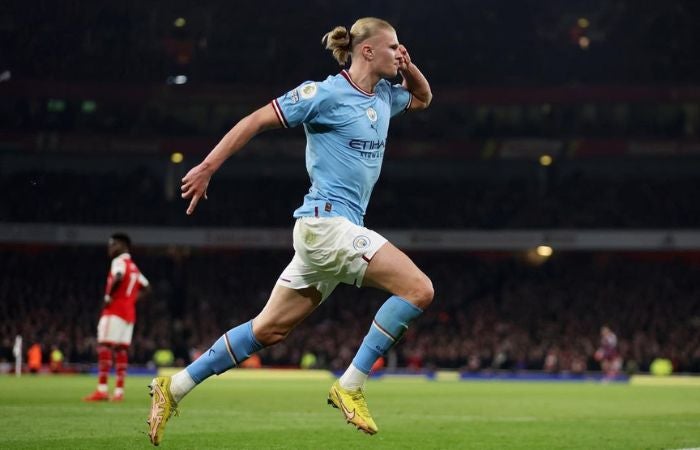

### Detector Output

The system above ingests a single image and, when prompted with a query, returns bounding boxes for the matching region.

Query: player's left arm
[398,45,432,111]
[136,273,151,302]
[137,285,152,301]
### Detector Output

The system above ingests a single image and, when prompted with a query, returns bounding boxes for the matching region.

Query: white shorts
[277,217,388,301]
[97,315,134,346]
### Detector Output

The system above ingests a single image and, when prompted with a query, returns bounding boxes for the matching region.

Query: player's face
[367,29,401,78]
[107,239,122,258]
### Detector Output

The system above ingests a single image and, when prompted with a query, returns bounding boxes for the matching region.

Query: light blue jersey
[272,70,411,226]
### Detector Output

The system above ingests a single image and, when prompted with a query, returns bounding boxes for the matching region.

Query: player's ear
[361,44,373,61]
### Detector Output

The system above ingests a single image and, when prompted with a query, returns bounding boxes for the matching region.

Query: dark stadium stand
[4,1,699,85]
[3,159,700,228]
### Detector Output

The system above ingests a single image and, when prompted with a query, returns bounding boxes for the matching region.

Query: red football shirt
[102,253,149,323]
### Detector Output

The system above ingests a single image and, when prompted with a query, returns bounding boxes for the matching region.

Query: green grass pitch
[2,374,700,449]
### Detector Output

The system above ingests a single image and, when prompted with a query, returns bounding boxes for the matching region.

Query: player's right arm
[397,45,432,111]
[104,258,126,304]
[181,104,281,215]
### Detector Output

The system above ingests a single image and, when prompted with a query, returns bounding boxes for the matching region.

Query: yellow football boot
[327,380,378,435]
[147,376,179,446]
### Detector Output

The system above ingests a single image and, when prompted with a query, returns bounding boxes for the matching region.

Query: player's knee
[408,276,434,310]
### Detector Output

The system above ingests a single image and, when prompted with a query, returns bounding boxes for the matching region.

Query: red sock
[97,346,113,388]
[115,347,128,390]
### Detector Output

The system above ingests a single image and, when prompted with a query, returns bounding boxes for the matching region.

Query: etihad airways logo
[349,139,385,150]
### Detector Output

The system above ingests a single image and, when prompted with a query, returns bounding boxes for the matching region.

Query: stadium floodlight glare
[171,152,184,164]
[166,75,188,85]
[536,245,553,257]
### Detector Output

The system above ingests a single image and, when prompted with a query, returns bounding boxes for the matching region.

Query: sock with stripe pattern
[345,296,423,385]
[185,320,264,384]
[97,345,112,391]
[114,347,128,391]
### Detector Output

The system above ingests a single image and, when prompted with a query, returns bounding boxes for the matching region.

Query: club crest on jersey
[353,235,371,251]
[366,107,378,123]
[300,82,317,99]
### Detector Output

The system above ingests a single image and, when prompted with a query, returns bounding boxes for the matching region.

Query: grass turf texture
[1,375,700,449]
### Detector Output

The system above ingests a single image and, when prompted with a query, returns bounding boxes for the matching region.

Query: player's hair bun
[322,26,352,66]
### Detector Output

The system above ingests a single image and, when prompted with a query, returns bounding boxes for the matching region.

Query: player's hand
[181,163,213,215]
[103,294,112,305]
[397,45,411,72]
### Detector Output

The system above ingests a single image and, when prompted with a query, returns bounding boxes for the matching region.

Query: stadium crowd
[2,247,699,374]
[4,1,699,85]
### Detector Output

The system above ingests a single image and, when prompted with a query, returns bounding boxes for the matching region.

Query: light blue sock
[352,296,423,374]
[186,320,264,383]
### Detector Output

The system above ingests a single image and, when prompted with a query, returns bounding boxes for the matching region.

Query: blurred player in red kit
[84,233,150,401]
[594,325,622,380]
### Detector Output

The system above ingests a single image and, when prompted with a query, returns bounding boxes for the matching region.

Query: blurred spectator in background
[240,354,262,369]
[153,347,175,367]
[49,345,64,373]
[300,351,318,370]
[27,341,42,374]
[650,357,673,376]
[594,325,622,380]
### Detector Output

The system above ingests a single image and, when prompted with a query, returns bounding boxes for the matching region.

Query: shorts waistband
[294,200,363,226]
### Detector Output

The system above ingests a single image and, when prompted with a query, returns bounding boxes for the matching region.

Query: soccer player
[147,17,433,445]
[84,233,150,402]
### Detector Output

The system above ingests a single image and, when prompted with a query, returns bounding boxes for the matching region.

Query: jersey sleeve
[110,258,126,277]
[271,81,330,128]
[389,83,412,117]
